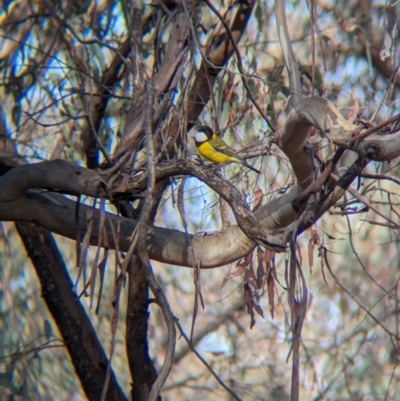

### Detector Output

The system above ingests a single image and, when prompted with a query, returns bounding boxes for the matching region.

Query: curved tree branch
[1,97,399,267]
[0,158,286,265]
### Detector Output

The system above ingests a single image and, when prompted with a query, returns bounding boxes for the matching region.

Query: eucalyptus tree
[0,0,399,400]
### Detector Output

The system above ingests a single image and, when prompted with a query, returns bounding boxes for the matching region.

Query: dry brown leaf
[95,249,108,315]
[256,259,265,289]
[177,177,188,233]
[267,270,275,319]
[308,225,320,272]
[252,184,264,211]
[319,246,328,285]
[221,260,246,289]
[263,249,275,263]
[348,96,360,123]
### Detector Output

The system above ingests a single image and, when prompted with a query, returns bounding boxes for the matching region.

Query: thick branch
[2,99,399,266]
[126,260,157,400]
[16,222,128,401]
[2,190,255,267]
[274,96,400,195]
[0,159,287,261]
[1,97,397,267]
[282,97,400,162]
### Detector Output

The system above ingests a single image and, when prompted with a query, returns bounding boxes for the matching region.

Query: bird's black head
[195,125,213,143]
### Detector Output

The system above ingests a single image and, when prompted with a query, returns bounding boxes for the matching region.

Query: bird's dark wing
[210,136,241,159]
[211,135,261,173]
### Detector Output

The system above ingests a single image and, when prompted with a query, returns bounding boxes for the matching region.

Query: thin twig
[349,112,400,142]
[344,213,399,302]
[360,173,400,186]
[203,0,276,132]
[330,172,400,229]
[138,81,176,401]
[370,64,400,122]
[360,219,399,229]
[287,245,308,401]
[321,246,399,341]
[174,318,244,401]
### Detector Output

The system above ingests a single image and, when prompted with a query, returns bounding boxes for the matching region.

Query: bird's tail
[242,161,261,174]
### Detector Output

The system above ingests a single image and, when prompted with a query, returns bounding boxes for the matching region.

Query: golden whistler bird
[194,125,261,173]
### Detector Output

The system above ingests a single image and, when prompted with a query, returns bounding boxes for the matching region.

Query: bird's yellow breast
[196,141,239,164]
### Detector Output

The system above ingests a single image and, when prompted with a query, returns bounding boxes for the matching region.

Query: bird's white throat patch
[195,130,208,143]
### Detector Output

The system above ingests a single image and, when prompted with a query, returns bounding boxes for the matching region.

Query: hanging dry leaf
[244,283,256,328]
[347,96,360,123]
[221,252,252,289]
[253,184,264,211]
[256,247,266,289]
[319,246,328,285]
[267,270,275,319]
[95,249,108,315]
[244,281,264,329]
[242,174,249,196]
[308,225,320,271]
[177,177,188,234]
[264,249,275,263]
